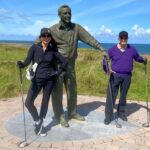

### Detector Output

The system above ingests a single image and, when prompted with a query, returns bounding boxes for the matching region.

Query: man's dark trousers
[105,73,131,118]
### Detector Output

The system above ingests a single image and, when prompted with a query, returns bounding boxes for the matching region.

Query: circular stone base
[5,108,137,142]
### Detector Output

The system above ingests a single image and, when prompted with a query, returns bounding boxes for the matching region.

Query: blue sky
[0,0,150,43]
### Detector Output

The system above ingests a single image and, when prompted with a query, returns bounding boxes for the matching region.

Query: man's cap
[39,28,51,37]
[119,31,128,38]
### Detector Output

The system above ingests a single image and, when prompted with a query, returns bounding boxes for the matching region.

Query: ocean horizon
[0,40,150,54]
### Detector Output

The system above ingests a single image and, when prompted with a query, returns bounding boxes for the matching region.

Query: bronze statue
[50,5,108,127]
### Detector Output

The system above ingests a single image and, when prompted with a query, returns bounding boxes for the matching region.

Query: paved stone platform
[0,95,150,150]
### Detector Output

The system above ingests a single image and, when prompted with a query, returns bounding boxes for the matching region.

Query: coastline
[1,40,150,54]
[0,42,150,57]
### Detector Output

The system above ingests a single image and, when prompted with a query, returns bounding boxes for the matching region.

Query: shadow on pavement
[77,101,105,116]
[126,102,149,117]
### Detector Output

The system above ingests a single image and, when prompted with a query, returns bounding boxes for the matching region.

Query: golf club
[104,56,122,128]
[18,67,28,148]
[142,63,150,127]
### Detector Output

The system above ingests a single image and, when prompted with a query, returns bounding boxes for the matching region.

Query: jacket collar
[58,21,73,30]
[37,42,52,52]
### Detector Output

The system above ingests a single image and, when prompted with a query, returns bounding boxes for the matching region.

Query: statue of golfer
[50,4,108,127]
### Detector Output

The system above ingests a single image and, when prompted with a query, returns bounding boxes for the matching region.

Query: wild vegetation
[0,43,149,102]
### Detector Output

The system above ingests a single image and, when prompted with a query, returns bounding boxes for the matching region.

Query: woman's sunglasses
[41,34,51,38]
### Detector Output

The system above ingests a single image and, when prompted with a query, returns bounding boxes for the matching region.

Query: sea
[0,40,150,54]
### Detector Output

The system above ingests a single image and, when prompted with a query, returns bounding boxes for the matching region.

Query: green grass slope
[0,44,149,101]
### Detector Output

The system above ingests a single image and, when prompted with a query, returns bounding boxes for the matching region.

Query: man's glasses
[41,34,51,38]
[120,36,128,40]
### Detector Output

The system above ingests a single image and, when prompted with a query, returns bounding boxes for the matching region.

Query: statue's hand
[102,51,109,61]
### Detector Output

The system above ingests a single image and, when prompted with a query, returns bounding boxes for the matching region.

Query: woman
[17,28,67,136]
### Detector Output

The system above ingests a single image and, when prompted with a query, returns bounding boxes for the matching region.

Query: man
[50,5,108,127]
[103,31,147,125]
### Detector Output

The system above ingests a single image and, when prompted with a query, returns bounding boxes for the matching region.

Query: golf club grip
[19,68,23,84]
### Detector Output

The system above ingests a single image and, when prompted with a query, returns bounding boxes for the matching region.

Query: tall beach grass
[0,43,149,101]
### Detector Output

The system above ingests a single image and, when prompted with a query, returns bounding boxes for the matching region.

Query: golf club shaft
[104,57,121,127]
[145,64,150,124]
[108,82,120,126]
[19,68,27,142]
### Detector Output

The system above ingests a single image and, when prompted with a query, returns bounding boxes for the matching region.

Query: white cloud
[0,8,26,23]
[0,8,7,14]
[132,24,150,36]
[99,25,113,35]
[21,19,58,36]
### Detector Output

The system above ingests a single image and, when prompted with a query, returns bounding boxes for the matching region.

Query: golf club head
[116,123,122,128]
[142,122,149,127]
[18,141,28,148]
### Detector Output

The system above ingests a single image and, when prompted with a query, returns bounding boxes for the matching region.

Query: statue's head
[58,5,71,24]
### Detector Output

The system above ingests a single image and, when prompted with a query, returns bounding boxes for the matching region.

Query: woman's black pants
[25,78,55,121]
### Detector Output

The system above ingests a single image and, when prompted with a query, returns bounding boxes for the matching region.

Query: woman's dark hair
[49,36,58,52]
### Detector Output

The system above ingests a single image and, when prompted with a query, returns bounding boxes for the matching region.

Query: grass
[0,43,150,102]
[0,44,30,98]
[76,48,150,101]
